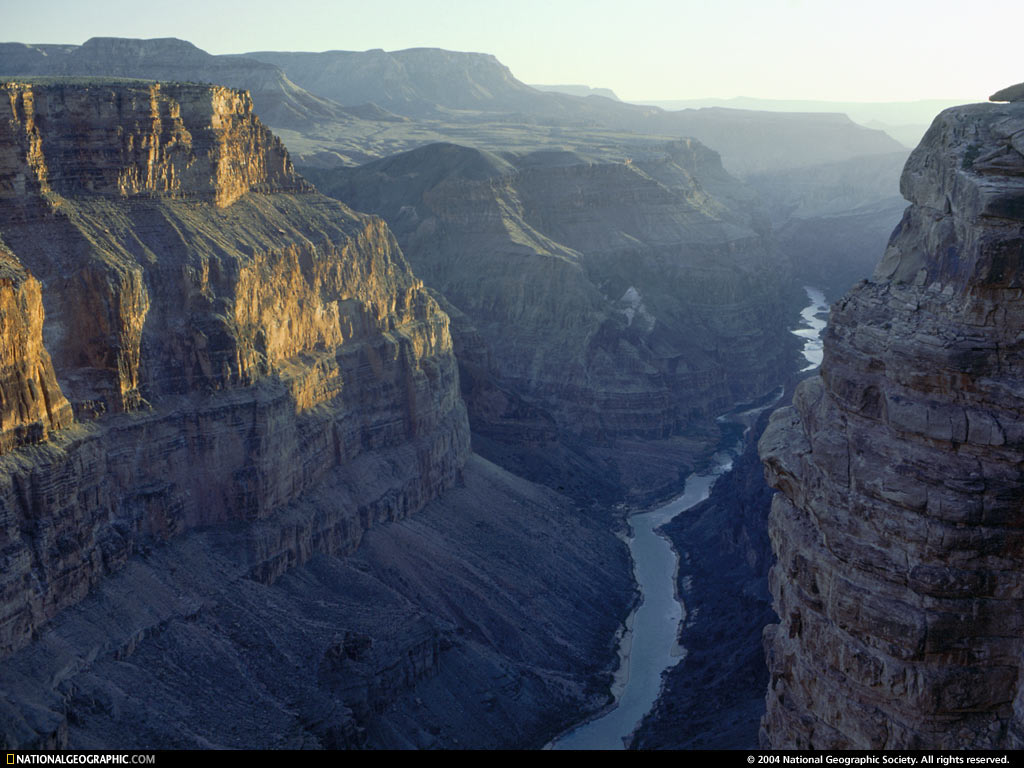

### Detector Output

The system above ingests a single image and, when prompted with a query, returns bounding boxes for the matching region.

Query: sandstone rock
[0,81,309,208]
[0,242,72,452]
[760,98,1024,748]
[0,38,350,130]
[0,81,469,661]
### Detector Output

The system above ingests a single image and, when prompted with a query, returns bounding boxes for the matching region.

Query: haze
[5,0,1019,102]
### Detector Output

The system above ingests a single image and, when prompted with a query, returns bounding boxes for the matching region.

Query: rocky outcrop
[0,81,469,664]
[307,140,801,501]
[1,81,308,207]
[991,82,1024,103]
[760,98,1024,748]
[0,241,73,452]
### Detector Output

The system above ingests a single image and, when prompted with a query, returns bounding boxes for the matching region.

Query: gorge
[0,80,633,749]
[2,31,1009,754]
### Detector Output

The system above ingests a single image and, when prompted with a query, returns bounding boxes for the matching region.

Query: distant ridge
[530,84,620,100]
[0,37,356,129]
[243,47,904,172]
[0,38,906,173]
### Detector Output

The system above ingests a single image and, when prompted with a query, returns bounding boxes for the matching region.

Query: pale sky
[1,0,1019,102]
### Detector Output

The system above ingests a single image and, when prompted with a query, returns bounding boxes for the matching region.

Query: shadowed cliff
[306,140,803,502]
[760,90,1024,748]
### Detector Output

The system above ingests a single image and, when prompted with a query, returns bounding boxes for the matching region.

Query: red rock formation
[0,242,73,452]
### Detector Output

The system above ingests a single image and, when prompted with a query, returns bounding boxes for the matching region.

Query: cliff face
[0,81,469,666]
[307,140,800,500]
[1,454,632,750]
[760,97,1024,748]
[0,241,73,452]
[1,81,308,207]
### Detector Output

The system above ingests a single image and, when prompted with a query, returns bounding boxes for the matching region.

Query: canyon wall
[0,80,636,750]
[760,95,1024,747]
[306,140,801,501]
[0,81,469,667]
[1,453,632,749]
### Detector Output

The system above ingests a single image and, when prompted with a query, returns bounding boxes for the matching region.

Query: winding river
[792,286,830,371]
[549,287,828,750]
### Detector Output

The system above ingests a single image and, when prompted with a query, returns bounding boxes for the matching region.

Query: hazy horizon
[5,0,1018,103]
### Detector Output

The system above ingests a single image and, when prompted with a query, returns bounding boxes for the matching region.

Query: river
[549,287,827,750]
[792,286,829,371]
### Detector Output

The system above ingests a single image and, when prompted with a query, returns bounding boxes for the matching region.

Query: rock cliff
[307,140,801,500]
[0,80,469,665]
[759,95,1024,747]
[0,239,73,452]
[0,79,636,751]
[1,454,632,749]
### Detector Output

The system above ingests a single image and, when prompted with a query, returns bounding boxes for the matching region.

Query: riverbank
[549,288,826,750]
[549,451,737,749]
[629,404,780,749]
[631,289,826,748]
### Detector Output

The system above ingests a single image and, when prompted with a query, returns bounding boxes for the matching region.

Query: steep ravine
[630,403,779,749]
[760,93,1024,748]
[0,80,632,749]
[304,141,803,503]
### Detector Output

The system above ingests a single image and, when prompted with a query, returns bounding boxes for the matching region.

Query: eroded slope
[308,140,801,500]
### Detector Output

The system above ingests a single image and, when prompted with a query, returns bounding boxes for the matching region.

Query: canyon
[0,80,631,748]
[0,43,908,501]
[0,34,970,753]
[303,139,800,500]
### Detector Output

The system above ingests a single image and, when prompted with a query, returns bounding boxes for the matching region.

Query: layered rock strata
[1,455,631,749]
[307,140,800,500]
[0,240,73,452]
[0,81,469,663]
[760,97,1024,747]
